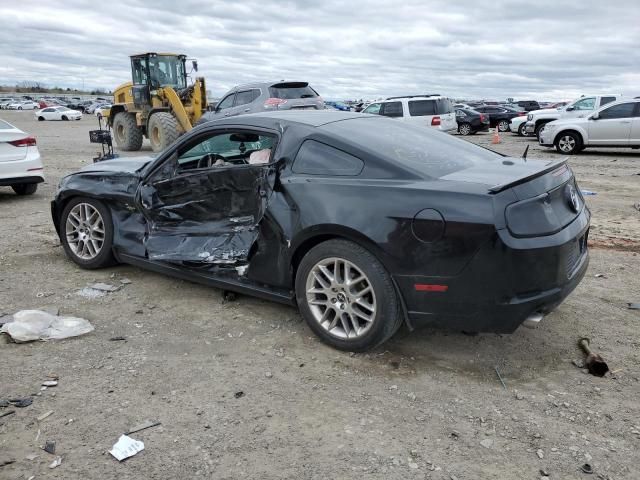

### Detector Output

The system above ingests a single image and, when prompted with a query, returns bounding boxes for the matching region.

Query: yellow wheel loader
[107,53,207,152]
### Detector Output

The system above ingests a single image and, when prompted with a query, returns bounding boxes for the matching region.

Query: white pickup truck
[524,94,621,139]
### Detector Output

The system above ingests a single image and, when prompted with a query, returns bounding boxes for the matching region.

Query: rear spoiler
[488,158,569,194]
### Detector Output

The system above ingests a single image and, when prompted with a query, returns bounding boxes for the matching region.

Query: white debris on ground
[0,310,94,342]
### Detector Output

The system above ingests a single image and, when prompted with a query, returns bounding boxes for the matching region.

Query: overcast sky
[1,0,639,101]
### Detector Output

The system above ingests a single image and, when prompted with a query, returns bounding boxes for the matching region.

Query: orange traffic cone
[492,127,501,144]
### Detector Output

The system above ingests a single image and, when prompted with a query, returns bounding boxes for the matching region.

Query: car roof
[383,95,447,101]
[201,110,371,128]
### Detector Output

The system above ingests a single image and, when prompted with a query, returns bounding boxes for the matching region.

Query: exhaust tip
[523,312,544,329]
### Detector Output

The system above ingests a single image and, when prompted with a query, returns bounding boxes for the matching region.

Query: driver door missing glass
[136,129,278,266]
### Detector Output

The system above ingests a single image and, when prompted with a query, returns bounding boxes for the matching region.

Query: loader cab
[130,53,188,106]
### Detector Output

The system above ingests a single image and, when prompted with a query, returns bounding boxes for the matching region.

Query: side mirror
[566,106,575,111]
[192,60,198,72]
[591,113,599,120]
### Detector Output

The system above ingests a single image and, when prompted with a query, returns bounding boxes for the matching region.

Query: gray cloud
[1,0,638,100]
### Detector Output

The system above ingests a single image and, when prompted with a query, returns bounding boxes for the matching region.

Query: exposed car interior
[176,132,275,173]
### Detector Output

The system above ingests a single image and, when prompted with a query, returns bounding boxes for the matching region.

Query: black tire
[38,116,45,121]
[148,112,181,152]
[62,116,68,121]
[59,197,116,269]
[554,131,582,155]
[12,183,37,195]
[497,119,510,132]
[112,112,143,151]
[458,123,472,136]
[518,123,526,136]
[535,122,547,140]
[295,239,403,352]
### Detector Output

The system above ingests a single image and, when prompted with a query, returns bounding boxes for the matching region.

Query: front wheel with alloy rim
[518,123,527,136]
[60,197,116,269]
[458,123,472,136]
[295,239,403,351]
[554,131,582,155]
[497,120,510,132]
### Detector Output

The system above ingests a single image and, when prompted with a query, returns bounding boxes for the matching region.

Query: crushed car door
[136,129,278,264]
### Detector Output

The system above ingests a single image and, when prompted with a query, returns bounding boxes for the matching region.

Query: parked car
[509,115,530,136]
[85,102,109,114]
[361,95,457,132]
[455,108,490,135]
[525,94,621,138]
[473,106,520,132]
[51,111,590,351]
[95,105,112,118]
[0,98,18,109]
[199,81,324,122]
[66,100,93,112]
[7,101,40,110]
[538,98,640,154]
[515,100,541,112]
[0,118,43,195]
[325,101,351,111]
[35,106,83,121]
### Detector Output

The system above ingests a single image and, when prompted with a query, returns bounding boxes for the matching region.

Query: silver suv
[538,98,640,154]
[201,81,324,121]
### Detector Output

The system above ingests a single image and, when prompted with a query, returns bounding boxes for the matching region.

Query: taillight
[264,98,288,108]
[9,136,36,147]
[431,116,441,126]
[480,114,486,122]
[518,112,526,116]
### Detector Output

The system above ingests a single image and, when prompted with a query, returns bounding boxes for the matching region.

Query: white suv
[538,98,640,154]
[361,95,457,132]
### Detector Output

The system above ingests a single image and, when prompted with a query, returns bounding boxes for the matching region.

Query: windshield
[322,117,502,178]
[136,55,186,89]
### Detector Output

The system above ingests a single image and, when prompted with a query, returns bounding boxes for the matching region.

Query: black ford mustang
[51,111,590,351]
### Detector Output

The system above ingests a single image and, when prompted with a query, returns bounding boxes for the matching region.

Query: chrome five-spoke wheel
[305,257,377,339]
[557,135,576,153]
[65,203,105,260]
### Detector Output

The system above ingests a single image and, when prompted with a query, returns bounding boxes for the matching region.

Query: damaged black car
[51,111,590,351]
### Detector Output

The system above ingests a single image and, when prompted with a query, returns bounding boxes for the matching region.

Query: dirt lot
[1,111,639,479]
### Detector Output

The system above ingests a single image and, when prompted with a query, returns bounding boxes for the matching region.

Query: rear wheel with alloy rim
[498,120,510,132]
[296,239,403,351]
[554,131,582,155]
[60,197,116,269]
[458,123,472,135]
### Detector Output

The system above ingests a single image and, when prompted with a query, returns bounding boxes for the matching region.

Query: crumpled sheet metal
[0,310,94,342]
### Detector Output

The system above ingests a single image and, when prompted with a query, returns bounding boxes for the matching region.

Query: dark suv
[201,81,324,121]
[516,100,540,112]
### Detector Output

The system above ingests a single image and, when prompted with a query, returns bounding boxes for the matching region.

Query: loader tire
[113,112,143,151]
[148,112,181,152]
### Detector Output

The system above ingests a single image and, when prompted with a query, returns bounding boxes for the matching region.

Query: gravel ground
[1,111,639,479]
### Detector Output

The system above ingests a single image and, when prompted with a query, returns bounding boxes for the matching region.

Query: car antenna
[522,144,529,162]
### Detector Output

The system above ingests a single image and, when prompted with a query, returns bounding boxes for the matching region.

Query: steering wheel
[197,153,226,169]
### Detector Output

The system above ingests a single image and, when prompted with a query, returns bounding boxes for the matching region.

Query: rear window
[321,118,502,179]
[269,82,318,99]
[409,99,453,116]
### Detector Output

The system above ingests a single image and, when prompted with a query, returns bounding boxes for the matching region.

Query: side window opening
[598,103,636,120]
[363,103,381,115]
[217,94,236,110]
[292,140,364,176]
[600,96,617,107]
[380,101,403,118]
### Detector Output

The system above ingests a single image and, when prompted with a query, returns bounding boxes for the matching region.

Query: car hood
[529,108,562,117]
[77,156,154,174]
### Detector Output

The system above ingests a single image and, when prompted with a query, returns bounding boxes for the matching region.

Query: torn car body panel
[137,164,275,264]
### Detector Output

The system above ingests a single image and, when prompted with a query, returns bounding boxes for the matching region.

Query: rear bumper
[394,209,590,333]
[0,149,44,184]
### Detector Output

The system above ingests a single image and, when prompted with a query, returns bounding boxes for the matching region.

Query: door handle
[224,112,231,117]
[620,121,631,124]
[244,108,250,112]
